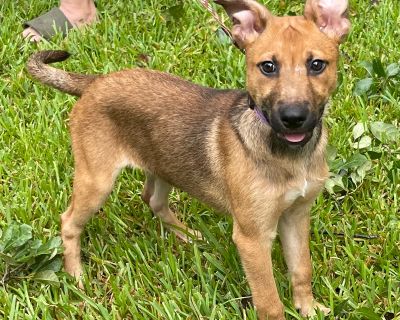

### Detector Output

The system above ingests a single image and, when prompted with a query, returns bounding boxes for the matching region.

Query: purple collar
[248,94,270,125]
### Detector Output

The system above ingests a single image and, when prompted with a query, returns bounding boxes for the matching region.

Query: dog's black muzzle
[268,102,318,146]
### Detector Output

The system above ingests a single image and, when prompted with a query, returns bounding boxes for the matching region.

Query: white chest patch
[284,179,309,204]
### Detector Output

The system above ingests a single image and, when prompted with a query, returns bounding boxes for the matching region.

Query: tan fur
[27,0,349,318]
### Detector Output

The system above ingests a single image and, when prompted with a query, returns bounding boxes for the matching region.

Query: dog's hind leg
[141,171,155,205]
[61,157,122,286]
[145,173,202,242]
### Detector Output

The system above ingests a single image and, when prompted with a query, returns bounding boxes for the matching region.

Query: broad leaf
[0,252,18,265]
[325,175,346,193]
[367,150,382,160]
[356,307,381,320]
[42,257,63,273]
[352,122,365,140]
[14,224,33,247]
[370,122,400,142]
[359,61,373,76]
[341,153,369,170]
[353,78,373,96]
[372,58,386,78]
[3,224,33,251]
[216,28,231,44]
[1,224,19,249]
[33,270,60,285]
[37,236,62,254]
[352,135,371,149]
[386,63,399,77]
[358,159,372,174]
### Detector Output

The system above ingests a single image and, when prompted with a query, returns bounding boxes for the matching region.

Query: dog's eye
[309,59,326,74]
[258,61,278,76]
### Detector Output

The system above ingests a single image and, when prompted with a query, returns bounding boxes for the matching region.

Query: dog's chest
[283,179,311,205]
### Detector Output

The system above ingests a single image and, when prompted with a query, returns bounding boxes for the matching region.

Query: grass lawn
[0,0,399,319]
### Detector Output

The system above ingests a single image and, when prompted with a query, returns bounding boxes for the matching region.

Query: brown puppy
[27,0,350,318]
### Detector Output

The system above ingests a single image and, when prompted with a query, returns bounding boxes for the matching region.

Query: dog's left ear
[304,0,350,42]
[215,0,272,49]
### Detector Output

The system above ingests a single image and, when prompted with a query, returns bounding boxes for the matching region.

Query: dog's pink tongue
[283,133,306,143]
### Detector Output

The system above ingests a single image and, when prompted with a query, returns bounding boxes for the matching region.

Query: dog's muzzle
[269,102,318,145]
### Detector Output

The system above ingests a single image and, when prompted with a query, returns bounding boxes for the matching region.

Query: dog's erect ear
[304,0,350,41]
[215,0,271,49]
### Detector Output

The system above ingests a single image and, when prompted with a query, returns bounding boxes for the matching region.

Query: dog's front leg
[278,199,330,317]
[232,218,285,320]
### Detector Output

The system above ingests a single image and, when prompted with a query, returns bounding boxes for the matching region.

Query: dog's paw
[296,299,330,318]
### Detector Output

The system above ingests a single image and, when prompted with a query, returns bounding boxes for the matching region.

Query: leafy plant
[0,222,63,286]
[353,59,399,98]
[325,121,400,193]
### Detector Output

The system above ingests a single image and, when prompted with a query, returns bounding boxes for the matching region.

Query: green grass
[0,0,399,319]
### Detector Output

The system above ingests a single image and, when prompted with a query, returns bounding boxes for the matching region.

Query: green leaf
[216,28,231,45]
[351,159,372,183]
[37,236,62,255]
[12,245,33,263]
[353,78,373,96]
[367,150,382,160]
[29,239,43,253]
[350,155,372,184]
[386,63,399,77]
[1,224,19,248]
[350,172,362,183]
[324,178,335,193]
[328,158,346,172]
[370,121,400,142]
[352,135,371,149]
[14,224,33,247]
[372,58,386,78]
[33,270,60,285]
[357,159,372,175]
[0,252,18,265]
[4,224,33,251]
[352,122,365,140]
[359,61,373,76]
[333,299,349,316]
[356,307,381,320]
[34,256,63,273]
[342,153,369,170]
[325,175,346,193]
[43,257,63,272]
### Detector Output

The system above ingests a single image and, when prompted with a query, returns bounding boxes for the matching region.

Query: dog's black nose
[279,105,309,129]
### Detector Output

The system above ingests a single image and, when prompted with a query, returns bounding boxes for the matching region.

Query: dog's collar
[247,94,269,125]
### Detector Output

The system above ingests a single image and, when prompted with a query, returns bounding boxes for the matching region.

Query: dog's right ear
[215,0,271,49]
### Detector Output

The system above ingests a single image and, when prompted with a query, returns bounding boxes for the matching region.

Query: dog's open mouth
[282,133,306,143]
[277,132,312,145]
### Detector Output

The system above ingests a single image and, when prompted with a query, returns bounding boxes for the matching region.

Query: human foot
[23,0,96,41]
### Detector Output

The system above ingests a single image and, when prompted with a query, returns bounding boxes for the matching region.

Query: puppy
[27,0,350,318]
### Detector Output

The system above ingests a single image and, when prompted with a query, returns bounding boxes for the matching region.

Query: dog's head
[217,0,350,147]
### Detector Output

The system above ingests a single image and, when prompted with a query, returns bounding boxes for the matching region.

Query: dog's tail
[27,50,98,97]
